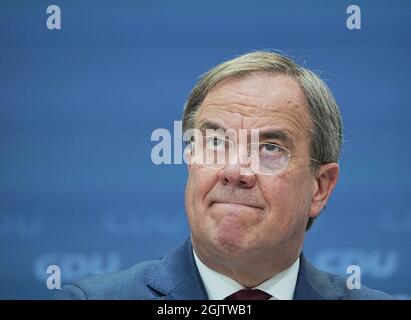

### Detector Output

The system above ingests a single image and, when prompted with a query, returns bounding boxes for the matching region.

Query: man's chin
[196,214,261,256]
[211,231,253,256]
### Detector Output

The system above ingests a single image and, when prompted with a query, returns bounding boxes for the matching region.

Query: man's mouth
[211,201,263,210]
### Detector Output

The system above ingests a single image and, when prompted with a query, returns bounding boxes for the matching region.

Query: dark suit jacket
[54,237,394,300]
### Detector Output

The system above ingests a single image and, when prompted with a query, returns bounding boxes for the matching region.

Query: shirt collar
[193,249,300,300]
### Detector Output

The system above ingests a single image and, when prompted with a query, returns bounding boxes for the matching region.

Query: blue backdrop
[1,0,410,299]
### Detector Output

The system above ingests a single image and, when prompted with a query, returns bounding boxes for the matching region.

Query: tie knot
[225,289,272,300]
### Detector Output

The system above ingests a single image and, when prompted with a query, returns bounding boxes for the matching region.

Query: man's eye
[206,137,225,149]
[260,143,281,154]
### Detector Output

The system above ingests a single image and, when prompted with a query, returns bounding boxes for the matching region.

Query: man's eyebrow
[258,130,294,147]
[198,121,227,131]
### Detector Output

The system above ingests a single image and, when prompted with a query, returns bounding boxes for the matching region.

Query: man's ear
[309,163,339,219]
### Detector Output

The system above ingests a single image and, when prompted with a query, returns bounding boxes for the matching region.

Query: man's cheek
[193,168,215,189]
[266,184,300,222]
[187,173,206,207]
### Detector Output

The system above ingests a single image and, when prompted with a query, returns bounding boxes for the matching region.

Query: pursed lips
[211,200,263,210]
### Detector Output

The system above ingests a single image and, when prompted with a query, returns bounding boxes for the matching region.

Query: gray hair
[182,51,343,230]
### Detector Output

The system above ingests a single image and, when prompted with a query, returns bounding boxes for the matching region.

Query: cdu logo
[34,252,122,288]
[103,210,188,236]
[0,211,44,237]
[379,209,411,234]
[313,249,399,279]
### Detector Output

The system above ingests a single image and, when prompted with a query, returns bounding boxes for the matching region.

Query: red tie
[225,289,272,300]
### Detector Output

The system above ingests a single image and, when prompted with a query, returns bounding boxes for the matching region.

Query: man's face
[185,73,325,259]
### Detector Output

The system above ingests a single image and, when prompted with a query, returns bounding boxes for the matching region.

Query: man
[55,51,393,300]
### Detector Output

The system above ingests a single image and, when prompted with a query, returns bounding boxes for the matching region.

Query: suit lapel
[146,240,343,300]
[146,237,208,300]
[294,254,344,300]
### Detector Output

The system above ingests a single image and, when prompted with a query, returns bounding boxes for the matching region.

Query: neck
[192,237,303,288]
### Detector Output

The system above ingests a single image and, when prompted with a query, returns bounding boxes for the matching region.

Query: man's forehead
[195,74,312,135]
[201,73,307,109]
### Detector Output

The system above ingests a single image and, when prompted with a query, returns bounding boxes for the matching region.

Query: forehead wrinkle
[202,74,306,110]
[196,75,313,137]
[201,86,309,116]
[197,101,312,140]
[199,99,264,117]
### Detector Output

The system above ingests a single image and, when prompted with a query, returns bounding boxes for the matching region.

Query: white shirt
[193,249,300,300]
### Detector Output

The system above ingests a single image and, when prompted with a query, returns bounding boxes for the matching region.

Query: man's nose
[217,164,256,188]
